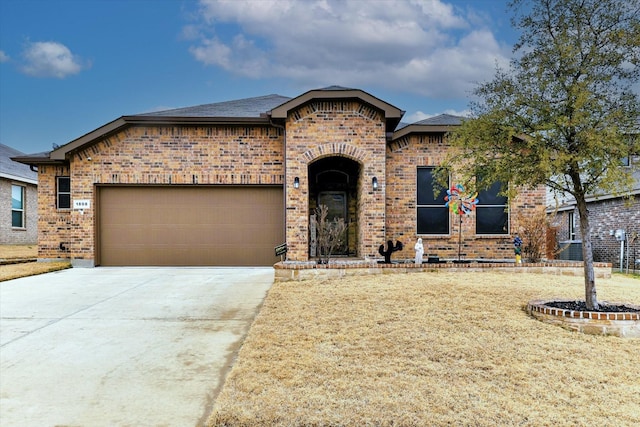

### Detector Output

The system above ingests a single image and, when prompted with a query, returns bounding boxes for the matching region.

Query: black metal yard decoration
[379,240,404,264]
[444,184,479,262]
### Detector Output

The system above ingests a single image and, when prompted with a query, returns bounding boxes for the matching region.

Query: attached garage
[97,186,284,266]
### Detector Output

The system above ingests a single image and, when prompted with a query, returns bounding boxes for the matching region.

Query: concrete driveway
[0,267,273,427]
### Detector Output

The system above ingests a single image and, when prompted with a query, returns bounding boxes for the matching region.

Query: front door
[318,191,348,255]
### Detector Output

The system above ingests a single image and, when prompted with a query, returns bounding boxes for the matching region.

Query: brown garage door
[98,186,284,266]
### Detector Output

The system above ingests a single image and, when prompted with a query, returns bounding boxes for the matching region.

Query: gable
[270,87,404,134]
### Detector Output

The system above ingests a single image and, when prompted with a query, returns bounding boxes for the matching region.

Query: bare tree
[315,204,348,264]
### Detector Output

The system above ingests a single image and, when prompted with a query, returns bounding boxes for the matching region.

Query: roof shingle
[412,114,465,126]
[135,94,292,118]
[1,143,38,182]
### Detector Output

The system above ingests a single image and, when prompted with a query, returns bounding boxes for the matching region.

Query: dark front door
[318,191,348,255]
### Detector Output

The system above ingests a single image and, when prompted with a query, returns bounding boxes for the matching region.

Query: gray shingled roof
[393,114,464,132]
[318,85,356,91]
[135,94,292,118]
[413,114,465,126]
[1,143,38,183]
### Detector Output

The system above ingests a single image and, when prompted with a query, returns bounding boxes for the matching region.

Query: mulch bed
[546,300,640,312]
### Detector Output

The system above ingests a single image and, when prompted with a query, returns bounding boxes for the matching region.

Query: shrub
[315,204,348,264]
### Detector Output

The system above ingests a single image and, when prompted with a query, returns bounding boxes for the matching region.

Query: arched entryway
[308,156,360,258]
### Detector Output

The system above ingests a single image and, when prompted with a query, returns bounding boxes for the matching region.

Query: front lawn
[0,245,70,281]
[208,272,640,426]
[0,261,71,282]
[0,244,37,259]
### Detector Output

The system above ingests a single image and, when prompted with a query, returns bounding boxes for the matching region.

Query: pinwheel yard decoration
[444,184,479,262]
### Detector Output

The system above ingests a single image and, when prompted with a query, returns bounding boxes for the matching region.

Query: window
[57,176,71,209]
[568,211,576,240]
[11,185,25,228]
[476,181,508,235]
[417,167,449,234]
[621,134,636,166]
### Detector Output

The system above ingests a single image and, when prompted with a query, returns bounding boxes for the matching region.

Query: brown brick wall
[551,197,640,266]
[589,197,639,266]
[386,133,547,261]
[552,210,573,242]
[37,125,284,261]
[36,108,547,265]
[37,165,72,258]
[284,101,387,261]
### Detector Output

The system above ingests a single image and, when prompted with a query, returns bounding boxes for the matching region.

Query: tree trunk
[575,194,599,310]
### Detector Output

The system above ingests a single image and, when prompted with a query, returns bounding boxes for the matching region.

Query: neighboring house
[13,86,545,267]
[548,155,640,269]
[1,143,38,245]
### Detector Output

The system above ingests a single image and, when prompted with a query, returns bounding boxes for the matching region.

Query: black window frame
[475,181,509,235]
[568,211,577,240]
[416,167,450,235]
[11,184,25,228]
[57,176,71,210]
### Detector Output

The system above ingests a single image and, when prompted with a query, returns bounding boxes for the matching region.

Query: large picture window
[11,185,25,228]
[476,181,508,235]
[417,167,449,235]
[57,176,71,209]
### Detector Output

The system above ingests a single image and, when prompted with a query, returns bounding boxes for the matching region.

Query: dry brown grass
[209,272,640,427]
[0,245,70,281]
[0,244,37,259]
[0,261,71,282]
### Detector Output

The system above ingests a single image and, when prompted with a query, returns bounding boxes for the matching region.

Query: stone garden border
[526,300,640,338]
[274,260,612,282]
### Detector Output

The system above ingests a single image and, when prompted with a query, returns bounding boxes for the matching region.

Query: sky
[0,0,520,155]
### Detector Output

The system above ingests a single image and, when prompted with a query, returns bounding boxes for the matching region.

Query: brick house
[549,155,640,269]
[1,144,38,245]
[13,86,545,267]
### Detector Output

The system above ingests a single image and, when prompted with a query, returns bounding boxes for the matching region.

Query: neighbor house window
[417,167,449,234]
[11,184,25,228]
[568,211,576,240]
[476,181,508,235]
[621,134,636,167]
[57,176,71,209]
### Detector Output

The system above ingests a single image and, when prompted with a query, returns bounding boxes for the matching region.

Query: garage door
[98,186,284,266]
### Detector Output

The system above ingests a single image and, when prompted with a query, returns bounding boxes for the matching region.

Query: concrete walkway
[0,267,273,427]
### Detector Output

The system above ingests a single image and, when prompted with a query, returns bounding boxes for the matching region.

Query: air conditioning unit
[558,241,583,261]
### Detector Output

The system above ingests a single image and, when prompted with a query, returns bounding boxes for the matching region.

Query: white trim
[0,172,37,185]
[547,189,640,211]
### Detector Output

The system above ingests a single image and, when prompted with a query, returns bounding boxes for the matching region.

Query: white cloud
[21,41,88,78]
[187,0,510,98]
[0,51,9,62]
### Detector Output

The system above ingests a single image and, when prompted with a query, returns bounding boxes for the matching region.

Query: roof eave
[50,117,128,160]
[392,124,458,140]
[0,172,38,185]
[11,155,65,166]
[49,115,271,161]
